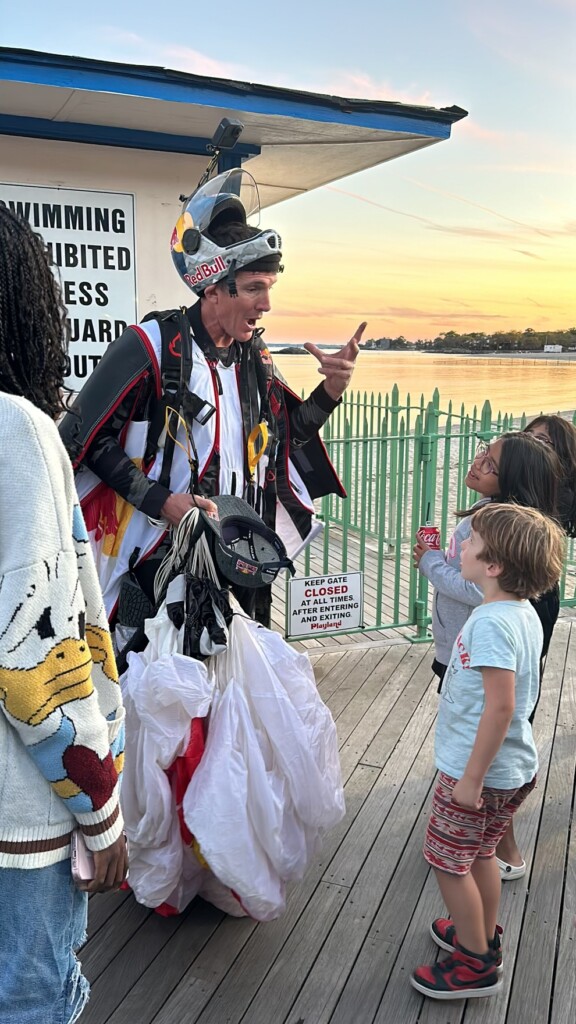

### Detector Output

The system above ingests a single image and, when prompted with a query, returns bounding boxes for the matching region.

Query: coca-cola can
[418,525,441,550]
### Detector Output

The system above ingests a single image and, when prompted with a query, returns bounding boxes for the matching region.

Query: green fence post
[412,401,438,639]
[359,413,369,572]
[341,417,352,570]
[387,384,399,550]
[441,403,453,544]
[321,491,330,573]
[479,399,492,438]
[322,419,332,572]
[374,391,384,530]
[375,414,390,625]
[421,399,437,526]
[458,414,472,506]
[402,391,412,542]
[428,389,440,518]
[393,416,406,620]
[409,412,425,631]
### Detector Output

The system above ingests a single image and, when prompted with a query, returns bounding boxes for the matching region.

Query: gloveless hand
[304,322,366,401]
[413,535,431,568]
[452,776,484,811]
[160,493,217,527]
[82,833,129,894]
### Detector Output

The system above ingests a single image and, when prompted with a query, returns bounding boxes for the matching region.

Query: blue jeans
[0,860,89,1024]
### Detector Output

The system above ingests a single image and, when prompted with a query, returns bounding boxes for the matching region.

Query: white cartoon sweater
[0,393,125,869]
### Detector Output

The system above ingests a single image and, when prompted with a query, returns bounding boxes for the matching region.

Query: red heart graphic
[63,745,117,811]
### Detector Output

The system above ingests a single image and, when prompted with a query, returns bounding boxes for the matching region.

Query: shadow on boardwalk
[81,620,576,1024]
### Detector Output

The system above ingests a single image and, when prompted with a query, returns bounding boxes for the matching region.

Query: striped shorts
[424,772,536,876]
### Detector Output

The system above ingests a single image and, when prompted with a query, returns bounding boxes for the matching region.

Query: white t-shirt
[435,600,542,789]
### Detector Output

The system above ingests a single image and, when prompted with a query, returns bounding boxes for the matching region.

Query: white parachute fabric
[183,611,345,920]
[120,643,214,908]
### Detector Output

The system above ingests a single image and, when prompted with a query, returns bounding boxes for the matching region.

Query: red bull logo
[236,559,258,575]
[184,255,227,288]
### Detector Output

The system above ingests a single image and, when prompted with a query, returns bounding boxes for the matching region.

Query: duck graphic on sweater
[0,506,123,814]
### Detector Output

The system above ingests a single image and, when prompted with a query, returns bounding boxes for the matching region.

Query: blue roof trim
[0,113,261,156]
[0,49,466,138]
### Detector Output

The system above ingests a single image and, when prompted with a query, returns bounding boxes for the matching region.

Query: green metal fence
[291,388,576,640]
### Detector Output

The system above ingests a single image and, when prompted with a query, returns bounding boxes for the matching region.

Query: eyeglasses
[473,439,499,476]
[528,430,555,448]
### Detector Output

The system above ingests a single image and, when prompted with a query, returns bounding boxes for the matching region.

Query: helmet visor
[184,168,261,232]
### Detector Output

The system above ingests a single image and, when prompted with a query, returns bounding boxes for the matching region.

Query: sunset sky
[5,0,575,345]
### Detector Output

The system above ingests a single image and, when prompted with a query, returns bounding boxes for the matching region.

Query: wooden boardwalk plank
[325,646,404,722]
[316,647,379,700]
[81,897,152,982]
[83,910,184,1023]
[191,764,380,1024]
[338,645,433,781]
[326,679,437,889]
[372,871,448,1024]
[309,648,347,686]
[282,729,438,1023]
[235,881,349,1024]
[86,888,131,939]
[331,646,410,742]
[550,763,576,1024]
[150,915,261,1024]
[104,902,225,1024]
[328,799,432,1024]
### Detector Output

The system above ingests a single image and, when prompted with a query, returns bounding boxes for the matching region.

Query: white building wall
[2,134,205,313]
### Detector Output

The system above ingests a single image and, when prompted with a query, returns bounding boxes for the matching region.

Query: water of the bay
[272,351,576,417]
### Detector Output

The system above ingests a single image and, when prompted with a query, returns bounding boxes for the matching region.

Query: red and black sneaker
[430,917,503,973]
[410,945,503,1000]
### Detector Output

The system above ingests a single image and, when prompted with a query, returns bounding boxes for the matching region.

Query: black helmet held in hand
[200,495,295,589]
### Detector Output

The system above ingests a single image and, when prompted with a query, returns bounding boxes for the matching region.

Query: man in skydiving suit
[59,170,365,629]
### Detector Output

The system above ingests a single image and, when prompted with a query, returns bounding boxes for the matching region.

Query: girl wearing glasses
[414,431,563,879]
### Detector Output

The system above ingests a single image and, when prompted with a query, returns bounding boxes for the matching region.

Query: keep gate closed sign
[287,572,364,637]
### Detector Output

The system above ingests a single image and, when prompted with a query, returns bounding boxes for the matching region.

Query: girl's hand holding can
[413,535,430,567]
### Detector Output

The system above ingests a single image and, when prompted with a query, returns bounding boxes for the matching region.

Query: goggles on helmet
[171,168,282,296]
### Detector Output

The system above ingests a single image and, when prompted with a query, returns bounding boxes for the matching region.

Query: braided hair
[0,205,69,420]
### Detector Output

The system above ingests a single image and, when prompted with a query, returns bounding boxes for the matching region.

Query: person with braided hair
[0,206,127,1024]
[0,205,69,420]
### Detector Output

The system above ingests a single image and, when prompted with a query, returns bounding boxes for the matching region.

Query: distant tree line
[360,328,576,353]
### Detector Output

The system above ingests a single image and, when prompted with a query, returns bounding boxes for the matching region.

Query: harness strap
[142,313,279,504]
[142,308,198,490]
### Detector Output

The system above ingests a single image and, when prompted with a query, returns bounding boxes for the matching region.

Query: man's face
[211,271,277,342]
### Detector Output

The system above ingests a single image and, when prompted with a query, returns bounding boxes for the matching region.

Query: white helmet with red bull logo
[171,168,282,296]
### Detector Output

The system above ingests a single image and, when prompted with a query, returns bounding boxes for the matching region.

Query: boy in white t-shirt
[411,503,565,1001]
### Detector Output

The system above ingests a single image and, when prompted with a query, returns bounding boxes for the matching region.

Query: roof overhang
[0,48,468,209]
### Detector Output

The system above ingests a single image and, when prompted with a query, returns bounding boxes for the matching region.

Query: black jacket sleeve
[287,383,340,448]
[83,391,171,519]
[59,328,172,519]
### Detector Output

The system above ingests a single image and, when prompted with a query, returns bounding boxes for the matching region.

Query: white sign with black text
[287,572,364,638]
[0,183,137,391]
